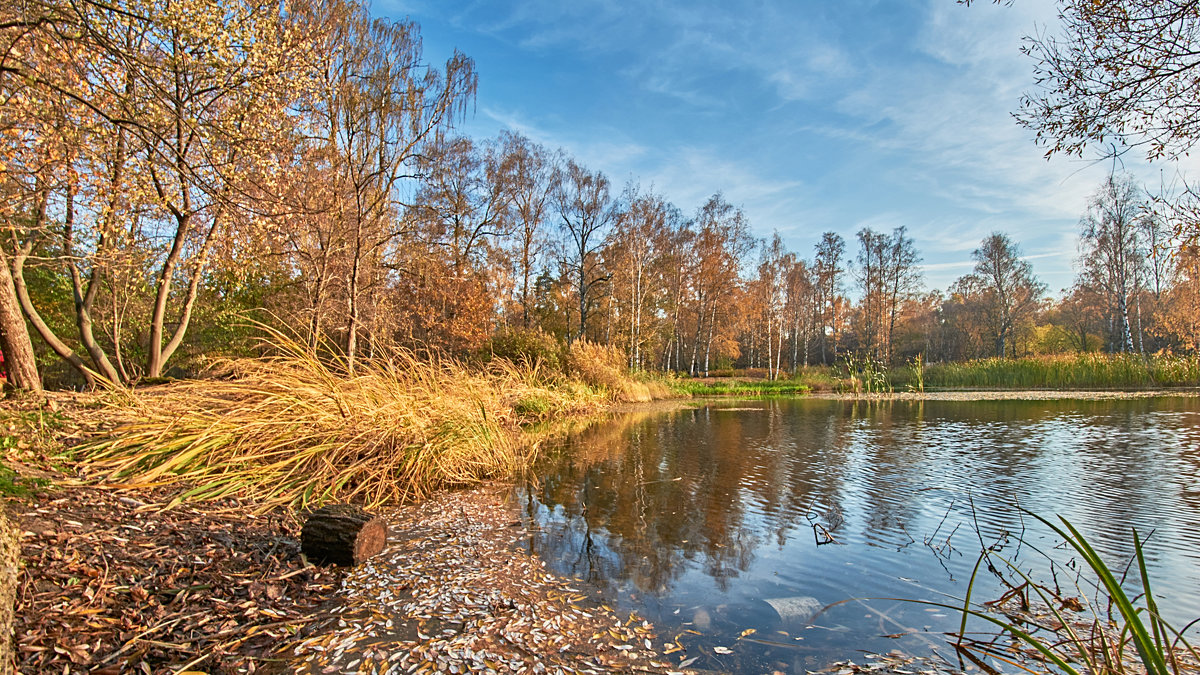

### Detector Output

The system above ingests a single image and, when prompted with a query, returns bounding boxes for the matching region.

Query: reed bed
[906,353,1200,390]
[79,332,609,511]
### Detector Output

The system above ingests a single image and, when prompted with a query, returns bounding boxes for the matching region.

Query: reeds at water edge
[78,328,615,511]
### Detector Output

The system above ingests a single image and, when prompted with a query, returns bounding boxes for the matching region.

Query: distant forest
[2,0,1199,388]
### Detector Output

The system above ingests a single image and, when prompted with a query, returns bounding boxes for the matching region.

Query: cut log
[301,504,387,567]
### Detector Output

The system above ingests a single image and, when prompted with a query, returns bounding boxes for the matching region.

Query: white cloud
[394,0,1200,297]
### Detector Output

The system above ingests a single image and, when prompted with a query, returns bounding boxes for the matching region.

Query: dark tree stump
[301,504,387,567]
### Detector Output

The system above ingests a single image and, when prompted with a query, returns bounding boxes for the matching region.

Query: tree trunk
[63,183,121,384]
[776,319,785,380]
[11,243,94,387]
[301,504,387,567]
[0,247,41,395]
[347,236,363,373]
[704,303,717,377]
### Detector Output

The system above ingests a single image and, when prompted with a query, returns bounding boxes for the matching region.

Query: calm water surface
[516,397,1200,674]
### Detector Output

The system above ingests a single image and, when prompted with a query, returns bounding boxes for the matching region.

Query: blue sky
[380,0,1195,296]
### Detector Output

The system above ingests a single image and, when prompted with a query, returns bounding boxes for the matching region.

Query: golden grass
[566,340,671,402]
[79,329,607,510]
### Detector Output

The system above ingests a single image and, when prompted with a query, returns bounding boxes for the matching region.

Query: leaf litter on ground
[14,484,345,674]
[285,485,701,675]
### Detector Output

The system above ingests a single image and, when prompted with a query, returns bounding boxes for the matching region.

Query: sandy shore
[608,388,1200,417]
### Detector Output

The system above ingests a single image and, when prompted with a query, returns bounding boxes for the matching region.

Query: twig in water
[925,499,956,547]
[813,522,840,546]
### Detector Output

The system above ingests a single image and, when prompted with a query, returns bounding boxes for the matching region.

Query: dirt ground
[13,483,348,674]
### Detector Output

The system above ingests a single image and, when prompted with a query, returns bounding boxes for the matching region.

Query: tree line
[2,0,1199,394]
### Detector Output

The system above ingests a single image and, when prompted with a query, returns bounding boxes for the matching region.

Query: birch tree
[554,159,615,343]
[1078,175,1145,353]
[303,5,475,369]
[967,232,1046,358]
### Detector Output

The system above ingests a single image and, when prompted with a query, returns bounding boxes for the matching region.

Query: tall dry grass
[566,340,671,402]
[79,329,607,510]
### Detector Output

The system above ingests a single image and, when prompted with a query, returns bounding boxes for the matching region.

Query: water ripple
[519,397,1200,674]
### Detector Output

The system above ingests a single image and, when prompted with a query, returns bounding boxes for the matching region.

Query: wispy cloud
[388,0,1197,296]
[477,106,648,170]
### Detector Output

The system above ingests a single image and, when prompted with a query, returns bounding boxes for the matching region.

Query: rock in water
[301,504,387,566]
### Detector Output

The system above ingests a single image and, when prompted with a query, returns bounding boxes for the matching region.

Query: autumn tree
[658,219,694,372]
[313,8,475,368]
[972,0,1198,245]
[1156,245,1200,357]
[748,233,790,379]
[554,159,615,343]
[1078,175,1147,353]
[1016,1,1200,163]
[854,228,888,358]
[398,135,513,352]
[498,132,556,328]
[940,283,989,360]
[783,255,815,369]
[961,233,1045,358]
[687,194,753,376]
[812,232,846,364]
[414,136,512,274]
[607,186,677,370]
[882,227,922,363]
[1055,283,1107,352]
[1,0,333,384]
[853,227,920,362]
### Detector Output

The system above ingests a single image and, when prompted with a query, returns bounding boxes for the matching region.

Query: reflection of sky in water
[518,398,1200,673]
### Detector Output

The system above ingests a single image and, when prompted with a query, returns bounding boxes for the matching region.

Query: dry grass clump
[942,514,1200,675]
[79,331,605,510]
[565,340,670,402]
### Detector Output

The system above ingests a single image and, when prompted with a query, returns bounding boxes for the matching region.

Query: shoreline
[610,387,1200,416]
[11,386,1198,673]
[285,485,689,674]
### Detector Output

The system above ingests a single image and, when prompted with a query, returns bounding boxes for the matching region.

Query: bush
[566,340,627,392]
[564,341,671,402]
[486,326,564,372]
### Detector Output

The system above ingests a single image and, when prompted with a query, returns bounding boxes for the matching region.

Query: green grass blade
[1037,513,1171,675]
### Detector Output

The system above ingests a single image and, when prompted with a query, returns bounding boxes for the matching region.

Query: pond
[516,396,1200,674]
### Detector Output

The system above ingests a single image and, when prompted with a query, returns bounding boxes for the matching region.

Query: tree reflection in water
[518,397,1200,673]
